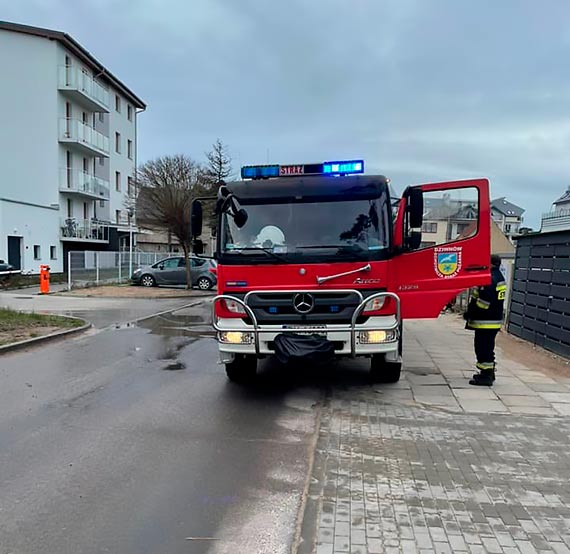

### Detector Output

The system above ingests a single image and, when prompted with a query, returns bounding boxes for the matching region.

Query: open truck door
[390,178,491,319]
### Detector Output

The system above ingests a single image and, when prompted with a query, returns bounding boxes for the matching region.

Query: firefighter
[464,254,507,386]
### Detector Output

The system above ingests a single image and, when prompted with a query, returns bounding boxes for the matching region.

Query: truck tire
[225,354,257,384]
[370,354,402,383]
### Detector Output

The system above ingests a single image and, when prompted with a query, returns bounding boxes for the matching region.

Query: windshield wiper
[295,244,368,258]
[230,247,289,264]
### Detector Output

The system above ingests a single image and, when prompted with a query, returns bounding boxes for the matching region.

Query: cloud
[1,0,569,226]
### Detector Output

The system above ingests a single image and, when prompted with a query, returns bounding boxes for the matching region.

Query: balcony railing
[59,118,110,156]
[60,218,110,242]
[58,65,110,111]
[59,168,110,200]
[541,209,570,232]
[542,208,570,220]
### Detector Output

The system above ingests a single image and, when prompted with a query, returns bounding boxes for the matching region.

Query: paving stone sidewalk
[301,315,570,554]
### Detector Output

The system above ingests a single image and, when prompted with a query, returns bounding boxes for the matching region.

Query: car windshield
[221,198,389,263]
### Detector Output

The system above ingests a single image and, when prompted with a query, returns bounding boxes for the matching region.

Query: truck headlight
[358,329,397,344]
[218,331,254,344]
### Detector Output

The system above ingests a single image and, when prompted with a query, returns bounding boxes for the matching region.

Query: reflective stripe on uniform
[496,281,507,291]
[467,320,502,329]
[476,299,490,309]
[476,362,495,370]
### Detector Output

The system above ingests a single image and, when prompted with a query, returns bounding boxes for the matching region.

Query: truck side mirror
[234,208,248,229]
[191,200,203,239]
[405,230,422,250]
[192,239,204,255]
[407,188,423,229]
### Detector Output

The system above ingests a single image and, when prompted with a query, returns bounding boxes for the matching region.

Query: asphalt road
[0,301,339,554]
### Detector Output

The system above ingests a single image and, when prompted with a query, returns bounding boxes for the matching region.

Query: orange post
[39,264,50,294]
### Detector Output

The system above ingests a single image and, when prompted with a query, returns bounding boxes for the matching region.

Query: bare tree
[197,139,233,234]
[204,138,233,186]
[136,154,201,288]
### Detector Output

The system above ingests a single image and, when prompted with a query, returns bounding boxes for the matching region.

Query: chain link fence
[67,251,177,290]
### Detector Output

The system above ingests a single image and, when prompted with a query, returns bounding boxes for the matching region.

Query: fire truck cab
[191,160,491,384]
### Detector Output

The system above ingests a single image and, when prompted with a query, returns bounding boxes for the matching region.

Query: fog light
[358,329,397,344]
[219,331,254,344]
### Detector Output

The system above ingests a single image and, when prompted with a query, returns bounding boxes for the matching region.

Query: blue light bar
[323,160,364,175]
[241,165,280,179]
[241,159,365,179]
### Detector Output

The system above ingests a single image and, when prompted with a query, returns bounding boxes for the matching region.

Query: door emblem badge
[293,293,315,314]
[434,247,462,278]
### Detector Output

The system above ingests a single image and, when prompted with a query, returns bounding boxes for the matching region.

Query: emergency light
[240,159,365,180]
[241,165,280,179]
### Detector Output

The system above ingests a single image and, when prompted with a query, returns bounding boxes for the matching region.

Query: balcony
[59,169,110,200]
[59,118,110,157]
[541,209,570,233]
[60,218,110,243]
[58,65,110,112]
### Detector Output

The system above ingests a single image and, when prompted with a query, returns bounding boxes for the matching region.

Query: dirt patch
[497,330,570,379]
[60,285,213,299]
[0,326,63,347]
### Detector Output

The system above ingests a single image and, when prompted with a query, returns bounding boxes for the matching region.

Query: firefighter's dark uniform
[465,262,506,386]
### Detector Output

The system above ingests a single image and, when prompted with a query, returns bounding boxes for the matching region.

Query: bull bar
[212,290,401,357]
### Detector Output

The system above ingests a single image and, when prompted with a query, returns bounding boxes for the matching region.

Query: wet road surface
[0,301,379,553]
[0,290,203,329]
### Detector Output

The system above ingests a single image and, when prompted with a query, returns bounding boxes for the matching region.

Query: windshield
[221,198,390,263]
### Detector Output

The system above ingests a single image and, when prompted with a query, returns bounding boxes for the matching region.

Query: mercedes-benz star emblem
[293,293,315,314]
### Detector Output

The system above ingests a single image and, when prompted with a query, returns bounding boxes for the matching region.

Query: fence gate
[507,230,570,358]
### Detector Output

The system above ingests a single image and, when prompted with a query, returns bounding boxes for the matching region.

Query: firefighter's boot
[469,370,495,386]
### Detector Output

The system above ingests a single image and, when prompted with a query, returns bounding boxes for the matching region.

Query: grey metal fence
[67,250,177,290]
[507,230,570,358]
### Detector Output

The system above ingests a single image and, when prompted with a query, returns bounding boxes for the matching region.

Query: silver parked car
[131,256,217,290]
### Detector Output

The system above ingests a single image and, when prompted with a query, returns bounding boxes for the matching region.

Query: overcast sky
[2,0,570,228]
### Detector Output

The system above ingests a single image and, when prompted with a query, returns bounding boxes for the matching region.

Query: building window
[115,171,121,191]
[127,104,133,121]
[127,140,133,160]
[127,176,134,197]
[116,210,121,224]
[422,222,438,233]
[33,245,41,260]
[83,202,89,219]
[67,198,73,217]
[99,200,105,208]
[99,157,104,166]
[115,132,121,153]
[115,94,121,113]
[50,246,57,260]
[99,112,104,123]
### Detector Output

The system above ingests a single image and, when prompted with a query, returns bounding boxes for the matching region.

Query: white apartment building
[0,21,146,273]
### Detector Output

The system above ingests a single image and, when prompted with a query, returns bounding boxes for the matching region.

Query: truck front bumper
[212,292,401,361]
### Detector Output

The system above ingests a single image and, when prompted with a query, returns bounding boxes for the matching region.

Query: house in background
[0,21,146,273]
[541,186,570,233]
[491,198,525,241]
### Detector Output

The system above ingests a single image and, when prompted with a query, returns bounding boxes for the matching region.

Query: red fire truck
[191,160,491,383]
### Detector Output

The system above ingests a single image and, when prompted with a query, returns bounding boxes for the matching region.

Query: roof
[423,197,478,220]
[0,20,146,109]
[553,186,570,205]
[491,197,525,217]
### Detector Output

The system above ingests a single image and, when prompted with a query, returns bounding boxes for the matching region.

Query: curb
[56,292,214,300]
[0,317,91,354]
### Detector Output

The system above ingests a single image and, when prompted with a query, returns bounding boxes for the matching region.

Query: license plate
[283,325,327,337]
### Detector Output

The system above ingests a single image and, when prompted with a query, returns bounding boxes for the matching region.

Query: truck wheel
[370,354,402,383]
[225,355,257,384]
